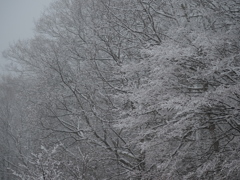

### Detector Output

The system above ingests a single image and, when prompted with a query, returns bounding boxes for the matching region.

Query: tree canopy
[1,0,240,179]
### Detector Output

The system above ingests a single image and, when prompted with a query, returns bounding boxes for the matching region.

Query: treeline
[1,0,240,179]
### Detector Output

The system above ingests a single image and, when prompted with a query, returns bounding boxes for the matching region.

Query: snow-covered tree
[117,0,240,179]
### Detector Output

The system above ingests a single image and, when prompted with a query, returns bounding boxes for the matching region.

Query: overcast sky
[0,0,54,74]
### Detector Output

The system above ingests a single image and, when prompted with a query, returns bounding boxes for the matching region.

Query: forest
[0,0,240,179]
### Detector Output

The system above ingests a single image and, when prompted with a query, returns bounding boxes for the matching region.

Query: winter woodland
[1,0,240,179]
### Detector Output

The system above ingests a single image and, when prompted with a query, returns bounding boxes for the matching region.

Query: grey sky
[0,0,53,74]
